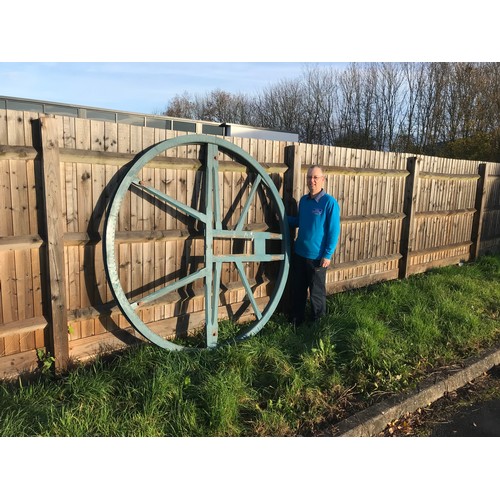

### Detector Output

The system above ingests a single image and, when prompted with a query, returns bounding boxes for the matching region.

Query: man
[287,165,341,326]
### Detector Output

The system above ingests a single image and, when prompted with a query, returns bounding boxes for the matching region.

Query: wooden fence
[1,111,499,378]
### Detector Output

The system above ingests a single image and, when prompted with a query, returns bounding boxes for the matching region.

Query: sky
[0,62,347,115]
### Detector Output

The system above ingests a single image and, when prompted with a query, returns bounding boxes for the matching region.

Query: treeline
[162,62,500,162]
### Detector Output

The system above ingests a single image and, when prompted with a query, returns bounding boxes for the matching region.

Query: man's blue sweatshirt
[287,189,341,261]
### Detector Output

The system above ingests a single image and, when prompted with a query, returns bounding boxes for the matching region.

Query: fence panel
[0,110,48,374]
[480,163,500,254]
[407,156,481,273]
[1,112,500,378]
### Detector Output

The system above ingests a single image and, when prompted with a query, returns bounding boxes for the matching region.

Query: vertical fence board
[470,163,488,260]
[399,157,419,278]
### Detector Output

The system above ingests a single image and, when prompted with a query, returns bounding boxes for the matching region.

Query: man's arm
[321,198,341,265]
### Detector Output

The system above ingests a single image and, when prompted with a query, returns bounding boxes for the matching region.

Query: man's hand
[320,258,331,268]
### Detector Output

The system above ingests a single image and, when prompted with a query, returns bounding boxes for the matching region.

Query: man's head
[307,166,325,196]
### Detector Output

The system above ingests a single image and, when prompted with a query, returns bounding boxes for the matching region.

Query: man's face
[307,167,324,196]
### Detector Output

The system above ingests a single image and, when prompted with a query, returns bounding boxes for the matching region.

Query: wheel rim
[104,134,290,350]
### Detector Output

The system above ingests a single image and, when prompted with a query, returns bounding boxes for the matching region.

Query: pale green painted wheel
[104,134,290,350]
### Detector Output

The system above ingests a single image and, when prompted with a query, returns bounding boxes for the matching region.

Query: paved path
[430,398,500,436]
[332,343,500,437]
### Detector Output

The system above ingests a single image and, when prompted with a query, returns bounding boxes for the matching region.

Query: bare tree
[335,63,378,149]
[392,62,426,152]
[161,62,500,160]
[164,91,196,119]
[163,89,255,125]
[253,77,305,133]
[412,62,450,154]
[300,64,339,145]
[337,63,363,146]
[481,62,500,157]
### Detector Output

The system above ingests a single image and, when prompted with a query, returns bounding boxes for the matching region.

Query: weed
[36,348,55,375]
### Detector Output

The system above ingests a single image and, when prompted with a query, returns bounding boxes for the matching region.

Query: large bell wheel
[104,134,290,350]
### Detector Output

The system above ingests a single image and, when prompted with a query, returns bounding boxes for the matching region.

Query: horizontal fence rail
[0,109,499,378]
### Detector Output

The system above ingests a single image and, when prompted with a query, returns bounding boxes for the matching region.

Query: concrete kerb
[330,342,500,437]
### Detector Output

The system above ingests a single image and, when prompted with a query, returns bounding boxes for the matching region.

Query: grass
[1,254,499,437]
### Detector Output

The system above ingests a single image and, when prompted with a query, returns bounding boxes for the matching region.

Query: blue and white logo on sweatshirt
[312,208,323,215]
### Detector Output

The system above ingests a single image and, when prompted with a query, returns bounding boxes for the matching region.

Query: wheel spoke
[235,261,262,320]
[214,254,284,263]
[205,261,222,347]
[213,229,283,240]
[131,178,207,223]
[210,147,223,230]
[234,174,262,231]
[204,143,218,347]
[131,267,208,308]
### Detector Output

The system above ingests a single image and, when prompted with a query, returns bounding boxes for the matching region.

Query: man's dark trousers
[290,253,327,325]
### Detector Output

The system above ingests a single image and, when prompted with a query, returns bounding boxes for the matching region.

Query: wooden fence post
[399,156,419,279]
[470,163,488,261]
[284,144,303,216]
[282,144,302,313]
[39,116,69,372]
